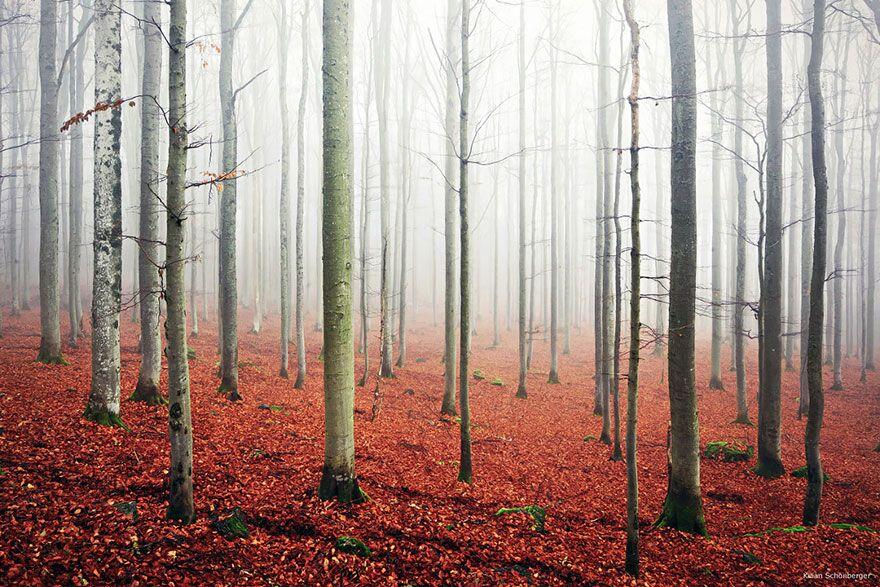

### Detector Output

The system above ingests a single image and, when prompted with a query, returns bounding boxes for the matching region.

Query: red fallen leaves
[0,309,878,585]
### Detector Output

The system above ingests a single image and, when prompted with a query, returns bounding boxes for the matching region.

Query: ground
[0,309,878,585]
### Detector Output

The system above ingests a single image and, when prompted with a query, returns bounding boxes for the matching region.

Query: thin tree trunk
[132,0,164,405]
[278,0,291,377]
[84,0,124,427]
[516,0,527,398]
[622,2,640,575]
[804,0,828,526]
[547,7,559,384]
[293,0,310,389]
[599,0,613,442]
[656,0,706,536]
[867,112,878,371]
[166,0,195,522]
[799,0,814,417]
[376,0,394,379]
[318,0,361,503]
[457,0,473,485]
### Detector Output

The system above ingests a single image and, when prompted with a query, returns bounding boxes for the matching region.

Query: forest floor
[0,309,878,585]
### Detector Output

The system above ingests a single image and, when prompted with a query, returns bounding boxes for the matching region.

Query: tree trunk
[278,0,291,377]
[84,0,124,427]
[440,0,460,416]
[622,3,641,575]
[598,0,613,441]
[867,113,878,371]
[803,0,827,526]
[132,0,165,405]
[655,0,706,536]
[376,0,394,379]
[294,0,310,389]
[218,0,241,400]
[166,0,195,522]
[37,0,63,363]
[756,0,785,478]
[516,0,528,398]
[547,8,559,384]
[708,64,724,390]
[317,0,361,503]
[457,0,473,485]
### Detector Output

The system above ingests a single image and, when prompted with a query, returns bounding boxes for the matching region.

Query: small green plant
[829,523,875,532]
[336,536,371,557]
[490,378,504,386]
[495,505,546,533]
[790,465,830,482]
[583,435,596,442]
[212,508,249,540]
[704,440,754,463]
[473,369,485,380]
[187,346,196,360]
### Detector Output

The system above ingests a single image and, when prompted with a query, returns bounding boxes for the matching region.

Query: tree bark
[656,0,706,536]
[278,0,291,377]
[317,0,361,503]
[217,0,241,400]
[37,0,63,364]
[294,0,310,389]
[84,0,124,427]
[548,7,559,384]
[441,0,460,415]
[132,0,165,405]
[166,0,195,522]
[516,0,528,398]
[804,0,828,526]
[756,0,785,478]
[376,0,394,379]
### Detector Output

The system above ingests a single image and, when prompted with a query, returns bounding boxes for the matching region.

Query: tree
[441,0,460,416]
[729,0,752,426]
[294,0,310,389]
[217,0,246,401]
[132,0,165,406]
[547,5,559,385]
[166,0,195,523]
[598,0,613,442]
[375,0,394,379]
[36,0,63,364]
[516,0,528,399]
[84,0,124,428]
[804,0,828,527]
[656,0,706,536]
[318,0,361,503]
[755,0,785,478]
[278,0,291,378]
[799,0,815,417]
[622,0,641,575]
[457,0,473,485]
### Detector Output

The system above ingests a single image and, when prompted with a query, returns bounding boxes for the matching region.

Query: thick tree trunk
[218,0,240,400]
[294,1,310,389]
[318,0,361,503]
[84,0,124,427]
[804,0,827,526]
[6,27,21,318]
[132,0,165,405]
[37,0,63,364]
[756,0,785,478]
[166,0,195,522]
[655,0,706,536]
[440,0,460,416]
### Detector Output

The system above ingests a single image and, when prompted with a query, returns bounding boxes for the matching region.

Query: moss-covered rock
[336,536,371,557]
[704,440,753,463]
[495,505,546,533]
[790,465,830,482]
[473,369,485,381]
[490,378,504,386]
[212,508,249,540]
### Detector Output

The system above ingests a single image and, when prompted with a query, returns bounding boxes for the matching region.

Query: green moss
[473,369,485,380]
[187,346,196,360]
[583,435,597,442]
[336,536,371,557]
[742,525,809,537]
[654,494,708,536]
[490,378,504,386]
[732,549,761,565]
[83,406,129,430]
[212,508,249,540]
[258,404,284,413]
[790,465,829,482]
[495,505,546,533]
[829,522,875,532]
[704,441,753,463]
[114,501,139,521]
[36,352,69,366]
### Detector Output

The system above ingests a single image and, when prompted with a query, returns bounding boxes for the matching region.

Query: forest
[0,0,879,583]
